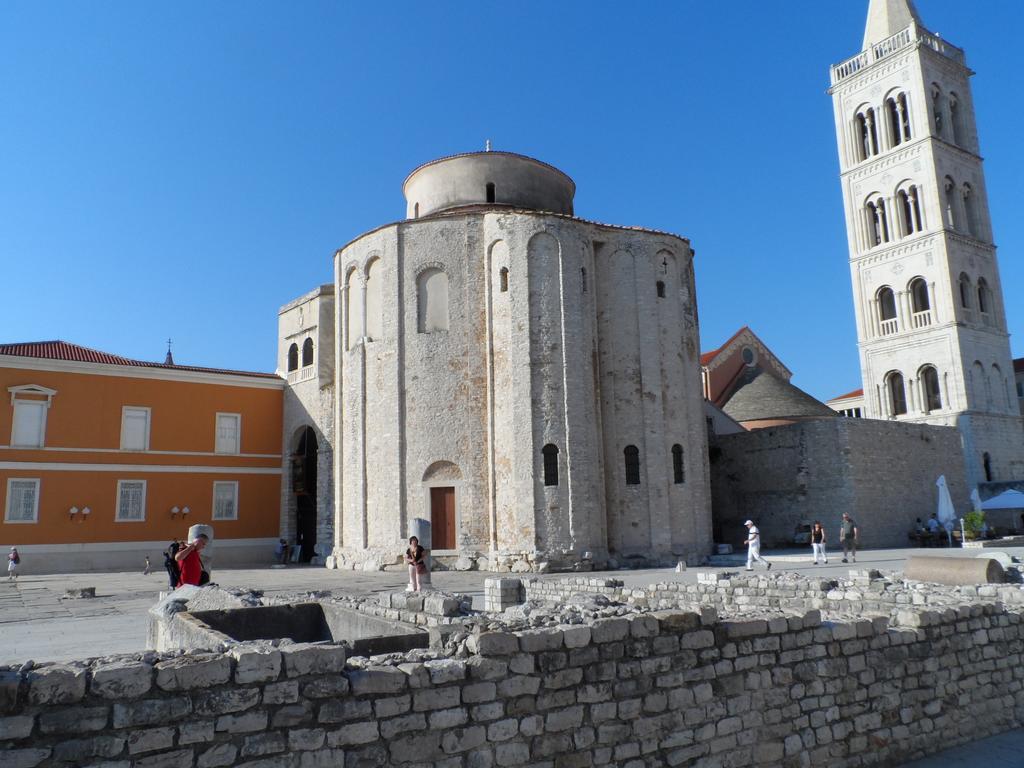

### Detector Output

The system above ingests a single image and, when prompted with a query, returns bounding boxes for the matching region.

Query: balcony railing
[831,24,965,86]
[287,365,315,385]
[880,318,899,336]
[911,310,932,329]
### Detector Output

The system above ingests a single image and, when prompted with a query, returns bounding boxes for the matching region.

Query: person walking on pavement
[7,547,20,581]
[811,521,828,565]
[840,513,859,563]
[743,520,772,571]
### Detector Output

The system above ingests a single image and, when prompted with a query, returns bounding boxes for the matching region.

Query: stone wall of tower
[830,14,1024,488]
[277,287,336,562]
[329,209,711,571]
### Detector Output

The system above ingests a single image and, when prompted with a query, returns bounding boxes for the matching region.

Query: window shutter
[216,415,239,454]
[8,481,38,521]
[12,402,45,447]
[121,409,149,450]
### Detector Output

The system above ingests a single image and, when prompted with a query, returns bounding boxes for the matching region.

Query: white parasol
[970,487,983,513]
[936,475,956,545]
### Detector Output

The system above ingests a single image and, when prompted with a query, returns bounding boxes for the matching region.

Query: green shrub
[963,509,986,536]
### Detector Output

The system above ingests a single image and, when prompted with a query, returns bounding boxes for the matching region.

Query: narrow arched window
[580,267,587,294]
[962,184,978,238]
[671,444,684,485]
[865,108,879,156]
[886,97,902,147]
[656,280,665,298]
[413,202,420,218]
[983,452,993,482]
[855,112,870,161]
[365,258,382,341]
[486,182,495,204]
[909,278,929,313]
[977,278,990,315]
[932,86,944,136]
[417,268,449,333]
[898,92,911,141]
[499,267,509,293]
[301,338,314,367]
[887,372,907,416]
[909,185,922,232]
[959,273,972,311]
[624,445,640,486]
[898,190,912,237]
[287,343,299,372]
[877,286,897,334]
[345,268,362,350]
[921,366,942,412]
[949,94,963,146]
[944,177,958,230]
[542,444,559,487]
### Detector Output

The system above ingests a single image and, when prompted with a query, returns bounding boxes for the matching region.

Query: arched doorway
[291,426,318,562]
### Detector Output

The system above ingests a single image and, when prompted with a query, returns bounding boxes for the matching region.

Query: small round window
[741,347,756,366]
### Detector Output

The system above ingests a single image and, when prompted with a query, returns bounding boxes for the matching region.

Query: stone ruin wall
[3,585,1024,768]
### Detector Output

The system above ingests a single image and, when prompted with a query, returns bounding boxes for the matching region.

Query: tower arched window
[417,268,449,333]
[866,198,889,247]
[909,278,930,328]
[983,452,993,482]
[959,273,973,315]
[992,364,1008,411]
[656,280,665,298]
[931,85,944,137]
[977,278,992,322]
[624,445,640,486]
[287,343,299,372]
[499,267,509,293]
[301,338,314,367]
[949,93,963,147]
[944,177,958,230]
[344,267,362,350]
[898,185,922,236]
[486,182,496,204]
[886,93,911,147]
[886,371,908,417]
[877,286,898,335]
[671,444,684,485]
[920,365,942,413]
[962,184,978,238]
[542,443,559,487]
[854,108,879,161]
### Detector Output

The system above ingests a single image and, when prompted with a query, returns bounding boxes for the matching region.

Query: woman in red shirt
[174,534,208,587]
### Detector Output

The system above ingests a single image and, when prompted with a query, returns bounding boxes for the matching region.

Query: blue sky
[1,1,1021,401]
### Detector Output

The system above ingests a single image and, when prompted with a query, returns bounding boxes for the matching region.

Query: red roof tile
[0,341,280,380]
[700,326,752,366]
[829,388,864,401]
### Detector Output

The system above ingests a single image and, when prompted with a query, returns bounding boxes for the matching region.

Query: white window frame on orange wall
[5,478,40,523]
[212,480,238,520]
[215,413,241,455]
[115,479,147,522]
[120,407,151,451]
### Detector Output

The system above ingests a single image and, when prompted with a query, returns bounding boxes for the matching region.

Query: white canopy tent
[981,490,1024,510]
[979,489,1024,533]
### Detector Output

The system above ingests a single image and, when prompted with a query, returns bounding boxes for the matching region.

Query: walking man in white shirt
[743,520,772,572]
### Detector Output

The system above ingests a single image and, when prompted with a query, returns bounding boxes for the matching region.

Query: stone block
[462,681,496,703]
[3,748,50,768]
[379,713,427,740]
[319,698,372,723]
[216,710,268,733]
[289,728,326,751]
[298,748,346,768]
[629,615,660,638]
[326,720,379,746]
[242,732,286,757]
[388,731,443,763]
[0,714,34,740]
[27,664,87,704]
[38,704,109,734]
[155,654,232,691]
[424,595,461,616]
[441,725,486,754]
[127,726,176,755]
[194,686,260,715]
[495,742,530,766]
[374,694,411,718]
[300,676,348,699]
[466,656,508,681]
[518,628,564,652]
[349,666,407,695]
[112,697,192,728]
[133,748,193,768]
[413,686,461,711]
[429,706,469,728]
[0,670,20,714]
[265,679,301,704]
[271,701,314,727]
[471,632,519,656]
[546,705,584,732]
[496,675,541,698]
[726,620,768,639]
[90,661,153,699]
[560,625,592,649]
[232,647,282,683]
[280,643,347,677]
[198,743,238,768]
[179,720,215,745]
[52,735,125,762]
[650,611,701,633]
[425,658,467,684]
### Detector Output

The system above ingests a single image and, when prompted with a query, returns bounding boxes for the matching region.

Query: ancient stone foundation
[3,572,1024,767]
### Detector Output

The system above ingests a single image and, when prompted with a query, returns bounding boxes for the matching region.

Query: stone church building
[279,151,713,571]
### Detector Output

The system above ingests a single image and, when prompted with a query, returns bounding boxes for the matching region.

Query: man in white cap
[743,520,772,572]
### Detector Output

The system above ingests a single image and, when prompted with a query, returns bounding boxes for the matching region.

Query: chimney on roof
[164,338,174,366]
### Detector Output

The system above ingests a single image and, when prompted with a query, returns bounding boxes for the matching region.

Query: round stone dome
[403,151,575,219]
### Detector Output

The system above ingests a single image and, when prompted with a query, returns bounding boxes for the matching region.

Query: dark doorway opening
[291,426,318,562]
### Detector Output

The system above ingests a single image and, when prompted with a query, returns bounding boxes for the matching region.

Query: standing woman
[405,536,425,592]
[811,521,828,565]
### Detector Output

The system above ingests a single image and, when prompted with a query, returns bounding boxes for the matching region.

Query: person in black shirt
[811,521,828,565]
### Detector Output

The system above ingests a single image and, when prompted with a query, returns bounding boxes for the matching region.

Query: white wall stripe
[0,462,281,475]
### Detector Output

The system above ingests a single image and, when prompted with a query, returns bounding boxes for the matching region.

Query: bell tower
[828,0,1024,485]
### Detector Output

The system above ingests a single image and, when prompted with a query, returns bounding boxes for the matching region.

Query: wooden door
[430,486,456,550]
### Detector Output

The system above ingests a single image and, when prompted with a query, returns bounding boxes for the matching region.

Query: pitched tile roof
[0,340,280,379]
[700,326,752,366]
[721,368,838,423]
[829,388,864,401]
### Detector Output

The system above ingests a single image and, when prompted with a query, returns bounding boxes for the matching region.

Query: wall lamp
[68,506,91,521]
[170,506,192,518]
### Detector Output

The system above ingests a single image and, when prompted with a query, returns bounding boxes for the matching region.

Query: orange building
[0,341,284,572]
